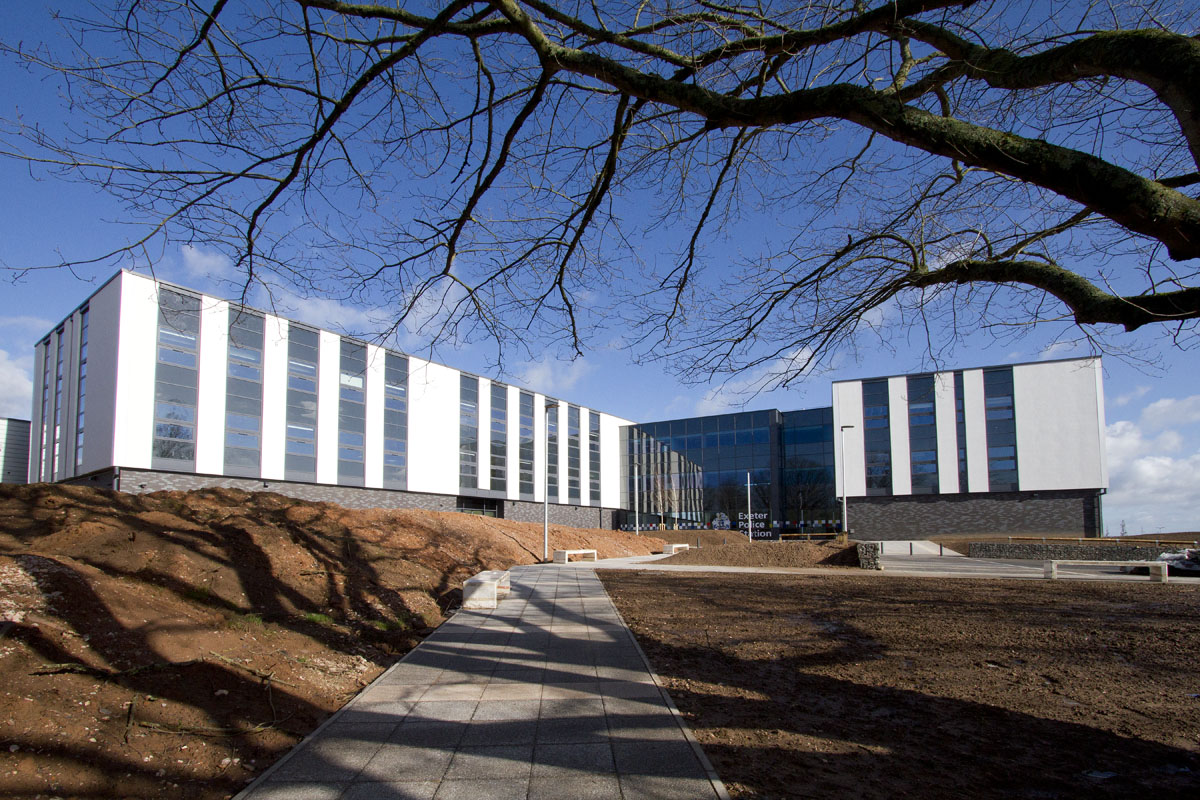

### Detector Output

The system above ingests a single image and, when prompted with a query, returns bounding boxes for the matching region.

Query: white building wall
[407,358,461,495]
[1013,358,1107,490]
[476,377,492,493]
[934,371,959,494]
[555,400,569,502]
[112,272,158,469]
[961,369,989,492]
[28,340,47,482]
[832,380,866,498]
[315,331,341,484]
[260,314,288,480]
[363,343,386,489]
[58,314,81,482]
[1,419,31,484]
[195,298,229,475]
[532,393,547,503]
[887,376,912,496]
[600,412,629,509]
[77,274,123,476]
[506,385,521,501]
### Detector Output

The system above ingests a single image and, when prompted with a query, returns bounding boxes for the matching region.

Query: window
[285,325,319,481]
[460,375,478,488]
[546,403,558,502]
[51,329,64,477]
[954,371,968,492]
[74,308,88,468]
[983,367,1018,491]
[153,290,200,468]
[518,393,535,498]
[861,380,891,495]
[567,405,581,503]
[39,339,51,479]
[338,340,367,485]
[907,375,938,493]
[383,353,408,489]
[589,411,601,503]
[224,309,263,476]
[490,383,506,492]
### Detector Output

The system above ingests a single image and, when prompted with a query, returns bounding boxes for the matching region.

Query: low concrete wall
[968,542,1182,561]
[847,489,1102,539]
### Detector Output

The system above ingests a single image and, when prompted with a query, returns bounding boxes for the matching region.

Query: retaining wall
[847,489,1102,539]
[968,542,1187,561]
[856,542,882,570]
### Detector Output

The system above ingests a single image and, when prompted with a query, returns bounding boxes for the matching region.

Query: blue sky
[1,3,1198,534]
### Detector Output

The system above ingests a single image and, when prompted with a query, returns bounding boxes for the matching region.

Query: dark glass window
[546,403,559,502]
[224,309,263,477]
[983,367,1018,491]
[285,325,319,481]
[490,383,507,492]
[382,353,408,489]
[589,411,601,503]
[954,371,968,492]
[567,405,581,504]
[518,393,535,498]
[907,375,938,494]
[74,308,89,469]
[153,290,200,468]
[862,380,891,496]
[337,340,367,485]
[460,375,478,488]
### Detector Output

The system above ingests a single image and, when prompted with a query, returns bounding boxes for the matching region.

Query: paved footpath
[238,564,728,800]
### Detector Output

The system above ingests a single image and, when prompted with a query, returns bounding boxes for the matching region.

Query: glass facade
[907,374,938,493]
[39,338,51,478]
[518,393,535,499]
[153,290,201,469]
[338,340,367,486]
[862,379,891,496]
[984,367,1019,491]
[567,405,581,504]
[51,328,64,476]
[954,371,968,491]
[285,325,319,482]
[459,375,479,488]
[383,353,408,489]
[490,383,507,492]
[74,308,88,469]
[780,408,836,530]
[546,404,559,502]
[224,309,263,476]
[588,411,601,504]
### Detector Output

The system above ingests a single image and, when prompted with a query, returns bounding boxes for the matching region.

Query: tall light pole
[840,424,854,536]
[746,471,753,539]
[633,460,640,536]
[544,402,552,562]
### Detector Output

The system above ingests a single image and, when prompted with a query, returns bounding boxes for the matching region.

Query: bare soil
[600,571,1200,799]
[655,540,858,568]
[645,530,751,548]
[0,483,663,799]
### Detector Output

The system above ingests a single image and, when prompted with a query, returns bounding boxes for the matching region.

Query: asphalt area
[599,570,1200,799]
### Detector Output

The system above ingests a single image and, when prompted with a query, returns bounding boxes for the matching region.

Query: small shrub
[303,612,334,625]
[226,613,263,630]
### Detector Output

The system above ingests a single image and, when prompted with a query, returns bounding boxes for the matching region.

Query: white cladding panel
[555,400,568,502]
[1013,359,1107,490]
[80,275,123,476]
[260,315,288,480]
[832,381,866,498]
[28,341,47,482]
[195,298,229,475]
[961,369,989,492]
[887,376,912,496]
[507,385,521,501]
[1,419,31,484]
[113,272,158,468]
[477,378,492,492]
[316,331,341,484]
[600,412,630,509]
[533,394,547,503]
[934,372,959,494]
[364,344,386,489]
[407,358,461,495]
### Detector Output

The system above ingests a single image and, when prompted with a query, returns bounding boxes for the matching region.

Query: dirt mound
[649,530,751,548]
[0,483,663,799]
[656,540,858,568]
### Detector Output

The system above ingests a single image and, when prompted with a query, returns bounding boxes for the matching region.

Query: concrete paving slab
[236,565,728,800]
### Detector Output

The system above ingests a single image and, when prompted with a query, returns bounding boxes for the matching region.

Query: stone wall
[856,542,882,570]
[846,489,1102,540]
[968,541,1188,561]
[86,468,619,528]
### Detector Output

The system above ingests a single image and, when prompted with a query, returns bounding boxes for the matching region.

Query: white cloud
[179,244,234,279]
[0,347,34,418]
[1112,385,1150,407]
[1037,340,1083,360]
[516,358,593,397]
[1139,395,1200,431]
[0,315,52,334]
[1104,415,1200,535]
[692,348,814,415]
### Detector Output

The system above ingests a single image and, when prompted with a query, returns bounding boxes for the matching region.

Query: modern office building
[27,270,1108,538]
[0,418,31,484]
[27,270,630,528]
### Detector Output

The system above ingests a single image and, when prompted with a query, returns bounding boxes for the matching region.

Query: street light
[544,401,553,562]
[840,424,854,536]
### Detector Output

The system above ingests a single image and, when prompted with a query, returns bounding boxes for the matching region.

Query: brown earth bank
[600,571,1200,800]
[655,540,858,568]
[640,530,751,548]
[0,483,663,799]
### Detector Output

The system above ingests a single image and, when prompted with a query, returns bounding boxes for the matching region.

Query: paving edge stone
[591,567,732,800]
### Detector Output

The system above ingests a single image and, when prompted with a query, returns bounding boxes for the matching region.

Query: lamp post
[633,461,640,536]
[544,402,552,562]
[840,424,854,536]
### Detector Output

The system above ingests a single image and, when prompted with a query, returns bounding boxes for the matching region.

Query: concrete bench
[662,543,689,555]
[462,569,512,609]
[1044,560,1168,583]
[553,549,598,564]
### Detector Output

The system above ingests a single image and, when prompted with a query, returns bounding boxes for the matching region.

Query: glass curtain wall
[284,325,319,482]
[984,367,1019,490]
[907,375,939,493]
[51,328,65,476]
[382,353,408,489]
[518,393,535,499]
[459,375,479,488]
[338,340,367,486]
[152,290,201,469]
[588,411,601,503]
[39,339,51,478]
[224,310,264,477]
[567,405,581,504]
[74,308,88,469]
[546,404,559,502]
[954,371,969,491]
[490,384,506,492]
[862,380,892,495]
[780,408,837,530]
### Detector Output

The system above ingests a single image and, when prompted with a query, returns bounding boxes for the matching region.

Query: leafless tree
[3,0,1199,381]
